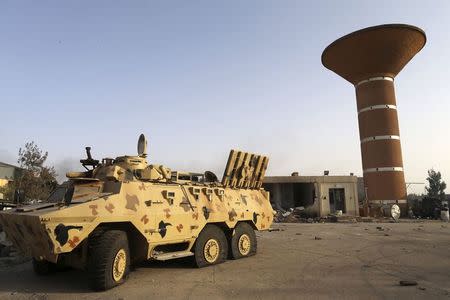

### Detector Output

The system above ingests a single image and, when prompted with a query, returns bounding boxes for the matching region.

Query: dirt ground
[0,221,449,300]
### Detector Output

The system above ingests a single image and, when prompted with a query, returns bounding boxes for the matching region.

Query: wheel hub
[112,248,126,282]
[204,239,220,263]
[238,234,251,255]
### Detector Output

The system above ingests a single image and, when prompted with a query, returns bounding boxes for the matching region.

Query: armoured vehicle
[0,135,273,290]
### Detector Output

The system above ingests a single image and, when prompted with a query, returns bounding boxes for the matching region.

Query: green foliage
[18,142,49,173]
[425,169,447,200]
[15,142,57,203]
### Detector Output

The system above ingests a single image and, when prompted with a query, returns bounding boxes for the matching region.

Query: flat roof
[0,162,21,169]
[264,175,358,184]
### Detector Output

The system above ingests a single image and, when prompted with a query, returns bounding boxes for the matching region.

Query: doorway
[329,188,346,213]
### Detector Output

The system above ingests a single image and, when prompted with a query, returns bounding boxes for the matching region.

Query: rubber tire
[32,258,57,275]
[230,222,257,259]
[194,225,228,268]
[88,230,130,291]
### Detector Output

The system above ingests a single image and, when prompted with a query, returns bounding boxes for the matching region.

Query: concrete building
[0,162,22,188]
[0,162,22,201]
[263,175,359,217]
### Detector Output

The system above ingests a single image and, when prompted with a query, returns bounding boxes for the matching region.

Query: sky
[0,1,449,194]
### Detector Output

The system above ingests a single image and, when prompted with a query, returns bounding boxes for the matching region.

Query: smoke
[53,157,81,183]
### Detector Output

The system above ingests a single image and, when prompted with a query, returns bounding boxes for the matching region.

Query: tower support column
[355,77,407,214]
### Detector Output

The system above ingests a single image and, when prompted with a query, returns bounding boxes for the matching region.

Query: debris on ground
[360,217,375,223]
[0,228,28,267]
[399,280,418,286]
[314,236,322,240]
[273,208,360,223]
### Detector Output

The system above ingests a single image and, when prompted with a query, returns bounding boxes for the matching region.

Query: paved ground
[0,221,449,300]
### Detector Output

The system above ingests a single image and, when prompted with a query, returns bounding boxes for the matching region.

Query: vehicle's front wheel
[230,222,257,259]
[88,230,130,291]
[194,225,228,268]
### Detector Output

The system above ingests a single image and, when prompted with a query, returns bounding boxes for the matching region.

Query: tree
[425,169,447,201]
[15,142,57,203]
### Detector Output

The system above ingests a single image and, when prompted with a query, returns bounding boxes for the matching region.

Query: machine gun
[80,147,99,170]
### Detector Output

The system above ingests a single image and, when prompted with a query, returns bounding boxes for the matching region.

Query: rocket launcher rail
[221,150,269,189]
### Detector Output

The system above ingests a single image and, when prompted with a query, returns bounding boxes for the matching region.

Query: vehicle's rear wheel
[88,230,130,291]
[194,225,228,268]
[32,258,57,275]
[230,222,257,259]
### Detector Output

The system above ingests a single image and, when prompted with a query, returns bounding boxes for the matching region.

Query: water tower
[321,24,426,217]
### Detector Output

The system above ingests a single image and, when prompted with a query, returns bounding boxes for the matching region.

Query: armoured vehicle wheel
[88,230,130,291]
[230,222,257,259]
[32,258,57,275]
[194,225,228,268]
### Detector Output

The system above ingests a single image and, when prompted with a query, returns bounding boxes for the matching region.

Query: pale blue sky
[1,1,449,194]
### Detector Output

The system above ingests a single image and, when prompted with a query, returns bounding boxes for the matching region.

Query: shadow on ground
[0,262,89,294]
[137,256,195,269]
[0,257,196,294]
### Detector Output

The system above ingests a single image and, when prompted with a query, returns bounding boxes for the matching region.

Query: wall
[271,183,295,209]
[0,165,16,181]
[318,182,359,216]
[0,179,9,188]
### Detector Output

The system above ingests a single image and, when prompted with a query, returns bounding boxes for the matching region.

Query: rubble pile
[273,207,360,223]
[274,207,309,223]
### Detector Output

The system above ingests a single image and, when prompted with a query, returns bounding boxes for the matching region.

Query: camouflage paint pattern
[0,141,273,264]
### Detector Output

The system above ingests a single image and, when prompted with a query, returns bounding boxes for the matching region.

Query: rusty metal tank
[0,134,273,290]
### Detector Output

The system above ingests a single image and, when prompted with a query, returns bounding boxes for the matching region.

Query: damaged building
[0,162,21,189]
[263,174,359,217]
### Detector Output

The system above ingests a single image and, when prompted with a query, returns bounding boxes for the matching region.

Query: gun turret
[80,147,99,170]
